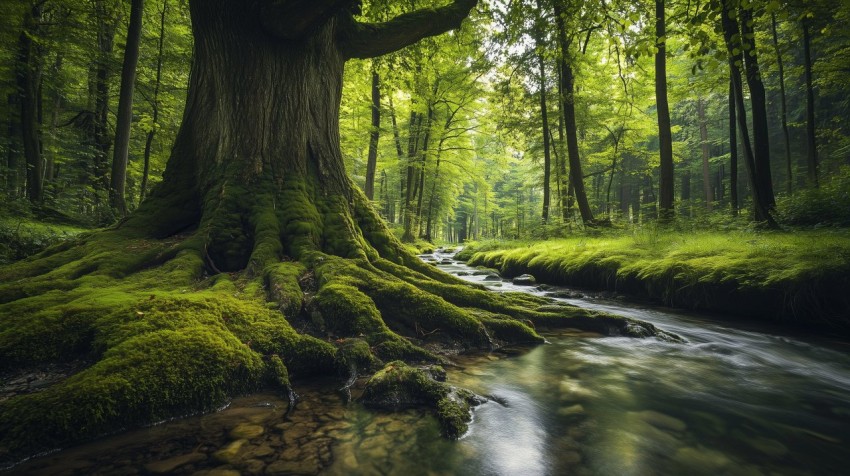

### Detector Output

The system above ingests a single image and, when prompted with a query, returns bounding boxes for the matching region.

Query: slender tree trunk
[770,13,793,195]
[92,1,118,210]
[721,0,775,226]
[802,19,818,187]
[553,2,593,224]
[536,51,552,222]
[6,94,21,196]
[655,0,674,220]
[402,110,422,241]
[388,95,404,223]
[698,98,713,210]
[557,71,569,221]
[141,0,169,203]
[111,0,144,216]
[729,78,739,216]
[17,4,44,203]
[739,5,775,209]
[46,52,63,187]
[364,65,380,200]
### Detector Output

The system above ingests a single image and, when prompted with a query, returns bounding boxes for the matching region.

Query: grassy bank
[458,230,850,333]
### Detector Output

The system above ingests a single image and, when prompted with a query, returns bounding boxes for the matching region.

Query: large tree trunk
[364,65,380,200]
[802,19,818,187]
[110,0,145,216]
[655,0,675,220]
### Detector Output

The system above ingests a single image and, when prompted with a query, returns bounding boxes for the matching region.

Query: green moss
[462,231,850,328]
[360,361,476,439]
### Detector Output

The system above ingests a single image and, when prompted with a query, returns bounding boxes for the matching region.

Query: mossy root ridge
[0,177,674,464]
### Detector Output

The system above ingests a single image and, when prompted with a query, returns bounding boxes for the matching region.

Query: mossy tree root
[0,177,677,464]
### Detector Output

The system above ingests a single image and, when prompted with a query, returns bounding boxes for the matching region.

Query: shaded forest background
[2,0,849,250]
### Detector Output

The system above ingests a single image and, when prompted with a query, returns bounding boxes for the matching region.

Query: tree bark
[739,4,775,208]
[92,1,118,211]
[553,2,593,224]
[698,98,713,210]
[17,4,45,203]
[655,0,675,220]
[364,66,381,200]
[120,0,479,267]
[534,0,551,223]
[770,13,793,195]
[729,78,739,216]
[110,0,144,216]
[537,51,552,223]
[141,0,169,203]
[720,0,775,226]
[802,19,818,187]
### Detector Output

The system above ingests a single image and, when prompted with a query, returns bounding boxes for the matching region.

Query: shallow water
[8,250,850,475]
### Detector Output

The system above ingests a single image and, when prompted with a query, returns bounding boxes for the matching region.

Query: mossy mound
[0,182,676,465]
[361,361,481,438]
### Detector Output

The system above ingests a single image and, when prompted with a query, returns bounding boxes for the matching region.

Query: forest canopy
[1,0,848,237]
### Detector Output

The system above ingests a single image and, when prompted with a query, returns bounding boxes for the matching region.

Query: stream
[8,249,850,475]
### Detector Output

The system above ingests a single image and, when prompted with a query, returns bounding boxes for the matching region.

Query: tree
[16,2,46,203]
[110,0,144,216]
[655,0,675,220]
[364,63,380,200]
[1,0,659,462]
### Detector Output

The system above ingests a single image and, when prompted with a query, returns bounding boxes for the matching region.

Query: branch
[260,0,351,40]
[339,0,478,60]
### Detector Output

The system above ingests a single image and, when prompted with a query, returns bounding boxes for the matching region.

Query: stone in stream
[228,422,264,439]
[483,275,501,281]
[265,459,320,475]
[471,269,499,276]
[440,259,454,264]
[512,274,537,285]
[546,290,586,299]
[212,439,247,464]
[144,452,207,474]
[456,271,471,276]
[559,378,597,401]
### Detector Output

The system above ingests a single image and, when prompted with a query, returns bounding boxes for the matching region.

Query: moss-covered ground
[458,230,850,332]
[0,184,678,465]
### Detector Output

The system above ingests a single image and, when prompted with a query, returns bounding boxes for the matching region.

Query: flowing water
[8,249,850,475]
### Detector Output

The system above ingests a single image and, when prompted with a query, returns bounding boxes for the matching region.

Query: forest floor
[0,217,89,265]
[457,229,850,334]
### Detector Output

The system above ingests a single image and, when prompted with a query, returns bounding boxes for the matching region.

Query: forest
[1,0,849,474]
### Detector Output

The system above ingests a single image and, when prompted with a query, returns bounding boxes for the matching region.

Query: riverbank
[456,230,850,334]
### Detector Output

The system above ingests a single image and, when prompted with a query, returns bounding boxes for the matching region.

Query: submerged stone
[144,452,206,474]
[229,423,264,439]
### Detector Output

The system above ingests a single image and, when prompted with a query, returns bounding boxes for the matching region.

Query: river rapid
[8,249,850,475]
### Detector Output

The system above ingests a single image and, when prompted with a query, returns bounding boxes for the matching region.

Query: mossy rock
[360,361,480,438]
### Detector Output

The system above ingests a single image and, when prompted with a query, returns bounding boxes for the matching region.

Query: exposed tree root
[0,183,679,465]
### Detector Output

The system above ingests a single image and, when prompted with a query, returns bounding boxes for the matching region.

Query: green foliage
[777,167,850,227]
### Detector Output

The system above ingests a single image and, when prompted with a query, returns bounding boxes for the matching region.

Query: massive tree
[0,0,671,463]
